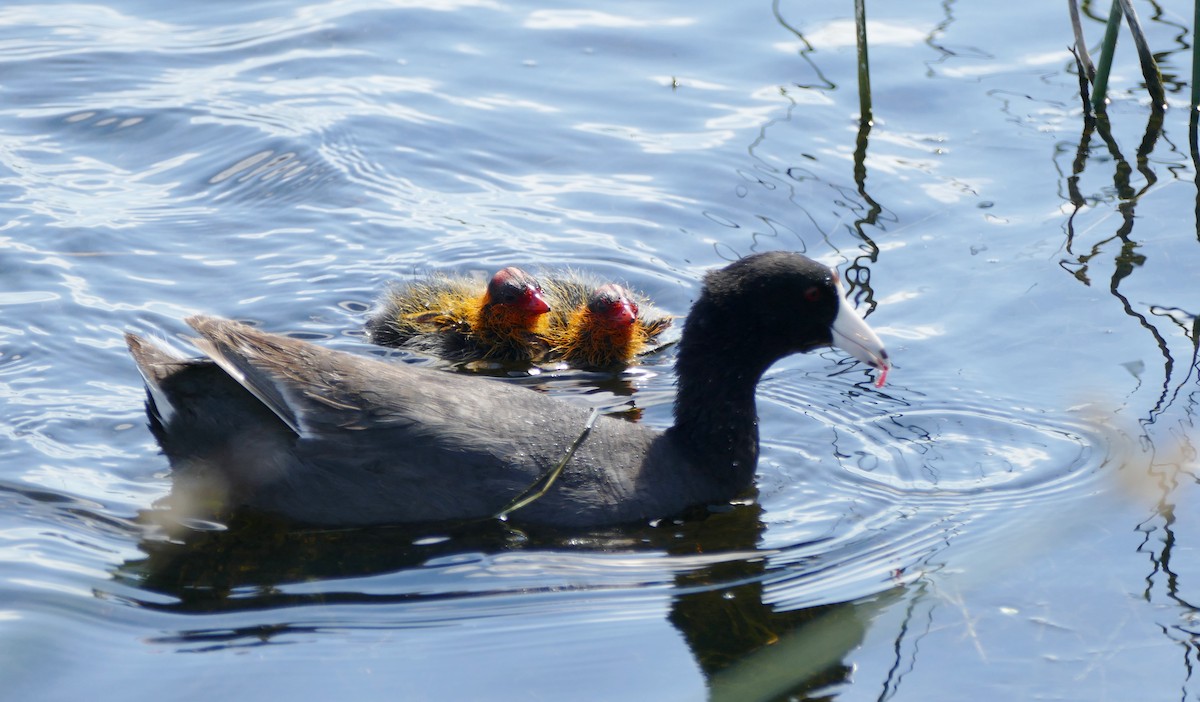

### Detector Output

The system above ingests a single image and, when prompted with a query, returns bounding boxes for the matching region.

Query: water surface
[1,1,1197,700]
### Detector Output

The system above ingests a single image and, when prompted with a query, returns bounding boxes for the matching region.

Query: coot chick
[540,275,672,368]
[366,268,671,368]
[365,266,551,362]
[128,251,890,528]
[541,283,671,369]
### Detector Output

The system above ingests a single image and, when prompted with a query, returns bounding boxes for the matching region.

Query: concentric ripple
[750,381,1113,609]
[833,404,1103,500]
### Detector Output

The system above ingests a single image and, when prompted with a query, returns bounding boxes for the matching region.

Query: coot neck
[668,319,779,493]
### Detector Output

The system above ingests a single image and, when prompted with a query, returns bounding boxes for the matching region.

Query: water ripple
[749,382,1111,608]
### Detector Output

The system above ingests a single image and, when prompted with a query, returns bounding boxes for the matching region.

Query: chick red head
[587,284,638,328]
[485,267,551,314]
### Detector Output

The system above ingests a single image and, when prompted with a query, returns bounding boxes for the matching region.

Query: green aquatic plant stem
[494,407,600,520]
[1068,0,1095,82]
[854,0,871,125]
[1194,0,1200,114]
[1191,0,1200,208]
[853,0,874,203]
[1091,0,1122,114]
[1116,0,1165,110]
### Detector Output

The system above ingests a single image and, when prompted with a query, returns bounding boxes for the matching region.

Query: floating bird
[365,266,551,362]
[128,252,890,528]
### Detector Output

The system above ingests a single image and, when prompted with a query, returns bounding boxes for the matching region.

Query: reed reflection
[1061,8,1200,691]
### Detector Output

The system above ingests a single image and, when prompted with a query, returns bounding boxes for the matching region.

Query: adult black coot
[127,252,890,528]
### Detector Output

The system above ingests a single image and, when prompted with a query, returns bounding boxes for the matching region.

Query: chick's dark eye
[803,286,823,302]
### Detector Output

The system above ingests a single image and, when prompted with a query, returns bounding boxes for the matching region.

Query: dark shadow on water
[115,500,906,698]
[1192,108,1200,244]
[770,0,836,92]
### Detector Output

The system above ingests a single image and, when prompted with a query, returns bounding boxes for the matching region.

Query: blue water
[1,1,1197,699]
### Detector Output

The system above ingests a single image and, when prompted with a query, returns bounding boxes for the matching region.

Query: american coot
[127,252,890,528]
[365,266,552,362]
[541,281,672,369]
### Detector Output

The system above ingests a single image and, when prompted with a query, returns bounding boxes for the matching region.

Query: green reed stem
[1117,0,1165,110]
[854,0,871,125]
[1193,0,1200,114]
[494,408,599,520]
[1068,0,1095,82]
[1091,0,1123,114]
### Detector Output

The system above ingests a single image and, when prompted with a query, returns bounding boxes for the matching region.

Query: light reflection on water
[0,0,1197,699]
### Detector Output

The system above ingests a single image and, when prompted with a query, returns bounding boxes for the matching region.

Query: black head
[485,267,551,314]
[697,252,837,351]
[680,251,889,375]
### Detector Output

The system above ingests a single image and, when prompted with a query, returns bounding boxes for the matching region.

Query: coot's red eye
[804,286,823,302]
